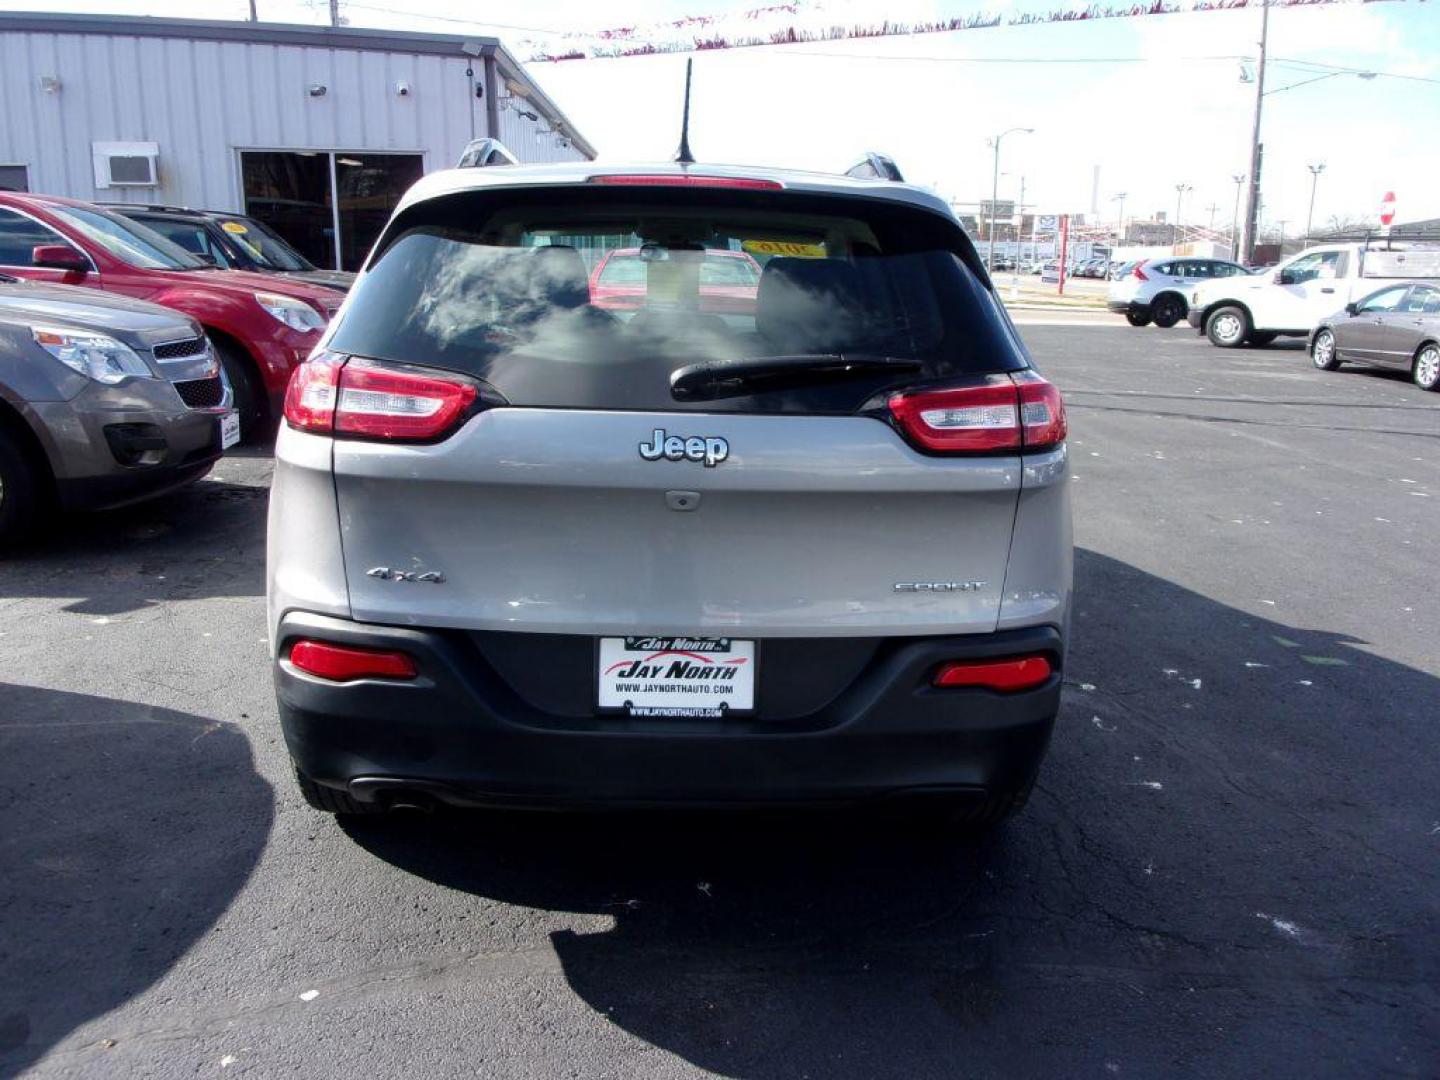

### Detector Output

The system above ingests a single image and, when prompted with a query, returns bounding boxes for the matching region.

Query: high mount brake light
[887,373,1067,455]
[932,655,1053,692]
[283,353,481,441]
[289,639,417,681]
[587,174,783,190]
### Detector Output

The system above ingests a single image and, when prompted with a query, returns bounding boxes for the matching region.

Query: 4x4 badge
[367,567,446,584]
[639,428,729,467]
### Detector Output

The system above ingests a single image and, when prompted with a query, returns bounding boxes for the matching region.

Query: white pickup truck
[1188,241,1440,347]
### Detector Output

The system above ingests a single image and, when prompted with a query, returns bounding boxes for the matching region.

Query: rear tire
[1206,305,1250,348]
[1151,294,1185,329]
[0,422,46,551]
[1311,328,1342,370]
[1124,310,1152,327]
[212,337,268,442]
[295,768,385,817]
[1414,343,1440,391]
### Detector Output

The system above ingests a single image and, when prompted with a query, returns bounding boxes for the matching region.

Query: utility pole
[1305,162,1326,240]
[1112,192,1127,244]
[1230,174,1245,261]
[1174,183,1192,248]
[1205,203,1220,232]
[1017,175,1027,268]
[1241,0,1270,265]
[248,0,257,18]
[329,0,341,27]
[1277,219,1289,256]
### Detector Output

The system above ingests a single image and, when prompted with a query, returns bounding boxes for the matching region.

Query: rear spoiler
[843,152,905,182]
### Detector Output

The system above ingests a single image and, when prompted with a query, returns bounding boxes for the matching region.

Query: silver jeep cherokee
[267,159,1072,827]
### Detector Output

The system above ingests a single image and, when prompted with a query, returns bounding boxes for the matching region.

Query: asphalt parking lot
[2,322,1437,1078]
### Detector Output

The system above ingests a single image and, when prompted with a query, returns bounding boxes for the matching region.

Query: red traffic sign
[1380,191,1397,227]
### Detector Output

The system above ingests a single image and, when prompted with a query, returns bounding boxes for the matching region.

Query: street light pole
[1277,219,1289,256]
[987,127,1033,274]
[1112,192,1127,244]
[1305,162,1326,241]
[1240,0,1270,265]
[1230,173,1245,261]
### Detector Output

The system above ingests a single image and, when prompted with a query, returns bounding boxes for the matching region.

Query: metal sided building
[0,12,597,270]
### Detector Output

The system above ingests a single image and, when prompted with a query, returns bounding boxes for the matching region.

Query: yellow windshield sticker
[742,240,825,258]
[220,221,249,235]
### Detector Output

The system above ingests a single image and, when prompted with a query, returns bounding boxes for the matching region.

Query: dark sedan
[105,205,356,293]
[1310,281,1440,391]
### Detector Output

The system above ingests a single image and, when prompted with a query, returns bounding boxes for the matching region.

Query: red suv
[0,192,345,436]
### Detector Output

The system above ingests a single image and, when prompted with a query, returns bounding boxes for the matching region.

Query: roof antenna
[673,58,695,165]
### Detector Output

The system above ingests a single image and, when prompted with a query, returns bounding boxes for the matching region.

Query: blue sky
[8,0,1438,231]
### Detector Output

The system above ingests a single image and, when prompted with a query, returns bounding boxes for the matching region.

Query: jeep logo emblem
[639,428,729,467]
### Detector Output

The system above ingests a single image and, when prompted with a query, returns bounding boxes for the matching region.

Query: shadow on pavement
[0,476,268,615]
[344,549,1440,1077]
[0,685,272,1075]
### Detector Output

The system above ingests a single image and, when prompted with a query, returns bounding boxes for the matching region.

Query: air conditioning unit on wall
[92,141,159,187]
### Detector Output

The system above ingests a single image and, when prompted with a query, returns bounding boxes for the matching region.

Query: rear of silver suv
[267,164,1072,827]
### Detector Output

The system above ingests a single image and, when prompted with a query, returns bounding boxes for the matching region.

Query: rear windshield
[329,188,1025,414]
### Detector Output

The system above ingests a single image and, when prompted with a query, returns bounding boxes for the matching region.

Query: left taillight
[886,372,1067,455]
[284,352,482,442]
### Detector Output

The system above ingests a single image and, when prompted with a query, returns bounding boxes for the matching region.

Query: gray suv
[267,162,1072,827]
[0,275,234,545]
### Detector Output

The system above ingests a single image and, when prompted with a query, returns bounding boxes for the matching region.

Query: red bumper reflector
[932,655,1052,692]
[290,640,417,682]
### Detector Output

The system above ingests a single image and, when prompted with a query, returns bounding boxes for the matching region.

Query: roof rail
[457,138,519,169]
[843,152,905,183]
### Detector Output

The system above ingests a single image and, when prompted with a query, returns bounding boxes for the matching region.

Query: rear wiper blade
[670,353,920,401]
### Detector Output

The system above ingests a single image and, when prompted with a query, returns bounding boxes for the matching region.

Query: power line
[1269,56,1440,87]
[339,2,568,35]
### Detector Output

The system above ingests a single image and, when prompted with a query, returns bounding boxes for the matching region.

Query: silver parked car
[1310,281,1440,390]
[267,159,1073,829]
[1108,256,1249,328]
[0,274,235,545]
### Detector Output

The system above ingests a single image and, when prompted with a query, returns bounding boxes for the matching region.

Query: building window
[239,150,423,271]
[0,165,29,192]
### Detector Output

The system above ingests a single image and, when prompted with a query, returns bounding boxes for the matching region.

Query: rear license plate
[597,636,756,718]
[219,411,241,450]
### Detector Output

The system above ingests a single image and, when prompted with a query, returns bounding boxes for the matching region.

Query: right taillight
[1012,370,1067,450]
[887,372,1066,455]
[283,352,482,442]
[1132,265,1149,281]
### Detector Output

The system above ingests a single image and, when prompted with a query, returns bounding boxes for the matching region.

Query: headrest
[530,244,590,309]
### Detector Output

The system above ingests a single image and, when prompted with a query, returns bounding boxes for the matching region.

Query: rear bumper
[274,611,1063,809]
[1107,299,1146,315]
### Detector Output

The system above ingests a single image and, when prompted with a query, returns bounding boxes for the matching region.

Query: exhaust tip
[383,793,437,814]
